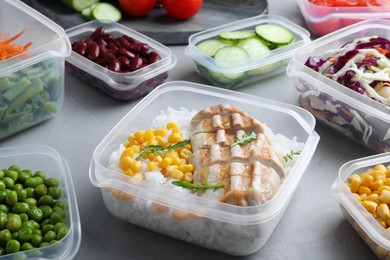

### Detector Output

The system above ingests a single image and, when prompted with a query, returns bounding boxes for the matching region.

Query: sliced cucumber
[255,24,295,45]
[219,30,256,44]
[81,4,97,20]
[92,3,122,22]
[214,46,249,80]
[62,0,99,12]
[237,38,270,61]
[196,39,230,57]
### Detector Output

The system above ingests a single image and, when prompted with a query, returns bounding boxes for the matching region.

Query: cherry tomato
[118,0,156,17]
[162,0,203,20]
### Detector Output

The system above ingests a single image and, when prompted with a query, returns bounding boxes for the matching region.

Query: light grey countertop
[1,0,379,259]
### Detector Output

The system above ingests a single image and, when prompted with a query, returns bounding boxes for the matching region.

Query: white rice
[105,107,305,255]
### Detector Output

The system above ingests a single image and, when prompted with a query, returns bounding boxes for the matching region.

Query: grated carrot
[0,28,32,61]
[374,82,390,91]
[376,47,389,55]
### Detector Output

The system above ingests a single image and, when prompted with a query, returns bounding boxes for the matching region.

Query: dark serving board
[21,0,268,45]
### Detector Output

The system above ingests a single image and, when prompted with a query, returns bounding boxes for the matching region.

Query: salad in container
[89,81,320,255]
[287,19,390,153]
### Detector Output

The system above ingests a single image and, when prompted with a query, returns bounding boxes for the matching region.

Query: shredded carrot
[374,82,390,91]
[376,47,389,55]
[363,55,375,61]
[0,28,32,61]
[328,55,338,63]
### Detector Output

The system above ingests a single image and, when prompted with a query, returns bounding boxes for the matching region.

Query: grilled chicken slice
[190,104,285,206]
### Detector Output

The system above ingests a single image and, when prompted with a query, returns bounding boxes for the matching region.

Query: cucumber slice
[196,39,230,57]
[81,4,97,20]
[92,3,122,22]
[62,0,99,12]
[219,30,256,43]
[255,24,295,45]
[214,46,249,80]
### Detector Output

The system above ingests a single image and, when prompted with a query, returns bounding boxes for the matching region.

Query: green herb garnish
[171,179,224,192]
[283,150,301,162]
[136,139,191,161]
[230,131,256,147]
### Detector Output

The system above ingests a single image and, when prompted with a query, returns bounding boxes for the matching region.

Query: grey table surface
[1,0,379,259]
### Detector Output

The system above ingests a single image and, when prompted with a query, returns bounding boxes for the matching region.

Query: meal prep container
[0,0,71,140]
[297,0,390,36]
[332,153,390,260]
[65,20,177,101]
[185,14,311,89]
[287,20,390,153]
[0,145,81,259]
[89,80,320,256]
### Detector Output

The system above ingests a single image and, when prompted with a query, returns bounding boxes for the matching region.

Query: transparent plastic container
[297,0,390,36]
[89,81,320,256]
[185,14,311,89]
[65,20,177,101]
[0,0,71,140]
[287,19,390,153]
[0,144,81,259]
[332,153,390,260]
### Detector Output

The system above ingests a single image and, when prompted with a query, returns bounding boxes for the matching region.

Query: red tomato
[162,0,203,20]
[309,19,341,36]
[118,0,156,17]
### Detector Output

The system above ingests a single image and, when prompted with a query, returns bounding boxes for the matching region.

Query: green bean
[3,77,31,102]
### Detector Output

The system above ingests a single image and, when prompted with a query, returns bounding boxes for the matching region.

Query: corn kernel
[169,169,184,180]
[180,164,194,173]
[362,200,378,214]
[127,133,135,143]
[353,193,362,202]
[148,161,159,171]
[154,128,168,137]
[147,139,159,146]
[171,156,182,166]
[172,209,189,220]
[370,179,384,191]
[372,170,387,181]
[366,193,379,202]
[379,186,390,194]
[359,193,368,201]
[385,178,390,186]
[133,173,144,180]
[380,190,390,204]
[168,133,182,143]
[119,156,134,171]
[183,172,193,183]
[179,148,192,160]
[349,174,361,193]
[155,136,166,146]
[377,203,390,219]
[377,218,387,229]
[171,128,182,135]
[361,174,374,187]
[130,160,142,173]
[154,203,169,213]
[121,148,135,159]
[153,155,163,163]
[129,145,140,154]
[358,186,371,195]
[375,164,388,172]
[159,157,173,168]
[143,129,155,142]
[147,153,156,161]
[124,169,135,177]
[134,130,145,143]
[166,122,179,130]
[111,189,122,198]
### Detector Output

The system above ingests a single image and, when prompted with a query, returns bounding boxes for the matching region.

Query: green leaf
[230,131,256,147]
[171,180,224,192]
[283,150,301,162]
[136,139,191,161]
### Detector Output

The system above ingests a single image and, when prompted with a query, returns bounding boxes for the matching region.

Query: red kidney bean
[87,42,100,61]
[108,58,121,72]
[107,42,118,50]
[148,51,161,64]
[118,47,135,59]
[95,57,108,66]
[117,56,130,69]
[103,33,114,42]
[130,56,143,71]
[98,43,108,54]
[97,37,107,46]
[90,26,105,40]
[73,42,87,56]
[124,35,135,44]
[141,57,148,64]
[83,38,94,46]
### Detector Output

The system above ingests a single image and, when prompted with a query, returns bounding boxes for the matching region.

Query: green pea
[2,177,14,189]
[4,170,18,183]
[53,200,65,209]
[40,219,50,227]
[28,208,43,223]
[44,178,59,188]
[33,171,46,180]
[34,184,47,198]
[38,195,53,206]
[25,198,37,208]
[0,191,7,203]
[5,191,18,206]
[50,211,64,224]
[49,239,58,245]
[16,189,27,202]
[32,229,42,236]
[22,220,35,229]
[54,222,67,233]
[19,213,28,223]
[28,220,40,230]
[0,229,12,245]
[0,181,6,191]
[42,224,54,235]
[48,187,62,200]
[12,203,29,214]
[8,165,21,174]
[0,204,8,214]
[0,170,4,180]
[0,246,4,255]
[12,183,23,191]
[12,232,18,240]
[25,187,34,198]
[0,212,7,229]
[43,230,56,242]
[53,207,67,219]
[56,226,68,240]
[30,234,42,247]
[39,205,53,219]
[20,242,34,251]
[5,239,20,254]
[24,177,43,188]
[17,227,33,243]
[39,241,49,247]
[17,171,31,184]
[6,214,21,232]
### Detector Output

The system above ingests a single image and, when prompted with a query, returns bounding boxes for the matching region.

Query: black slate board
[21,0,268,45]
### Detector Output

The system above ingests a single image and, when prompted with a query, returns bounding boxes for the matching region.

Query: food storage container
[287,19,390,153]
[89,80,320,256]
[0,144,81,259]
[65,20,177,101]
[332,153,390,260]
[0,0,71,140]
[297,0,390,36]
[185,14,311,89]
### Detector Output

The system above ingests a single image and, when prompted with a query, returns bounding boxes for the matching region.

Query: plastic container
[65,20,177,101]
[332,153,390,260]
[185,14,311,89]
[0,0,71,140]
[297,0,390,36]
[287,19,390,153]
[89,80,320,256]
[0,144,81,259]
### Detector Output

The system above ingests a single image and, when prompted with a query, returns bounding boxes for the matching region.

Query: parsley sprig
[230,131,256,147]
[136,139,190,161]
[171,179,224,192]
[283,150,301,162]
